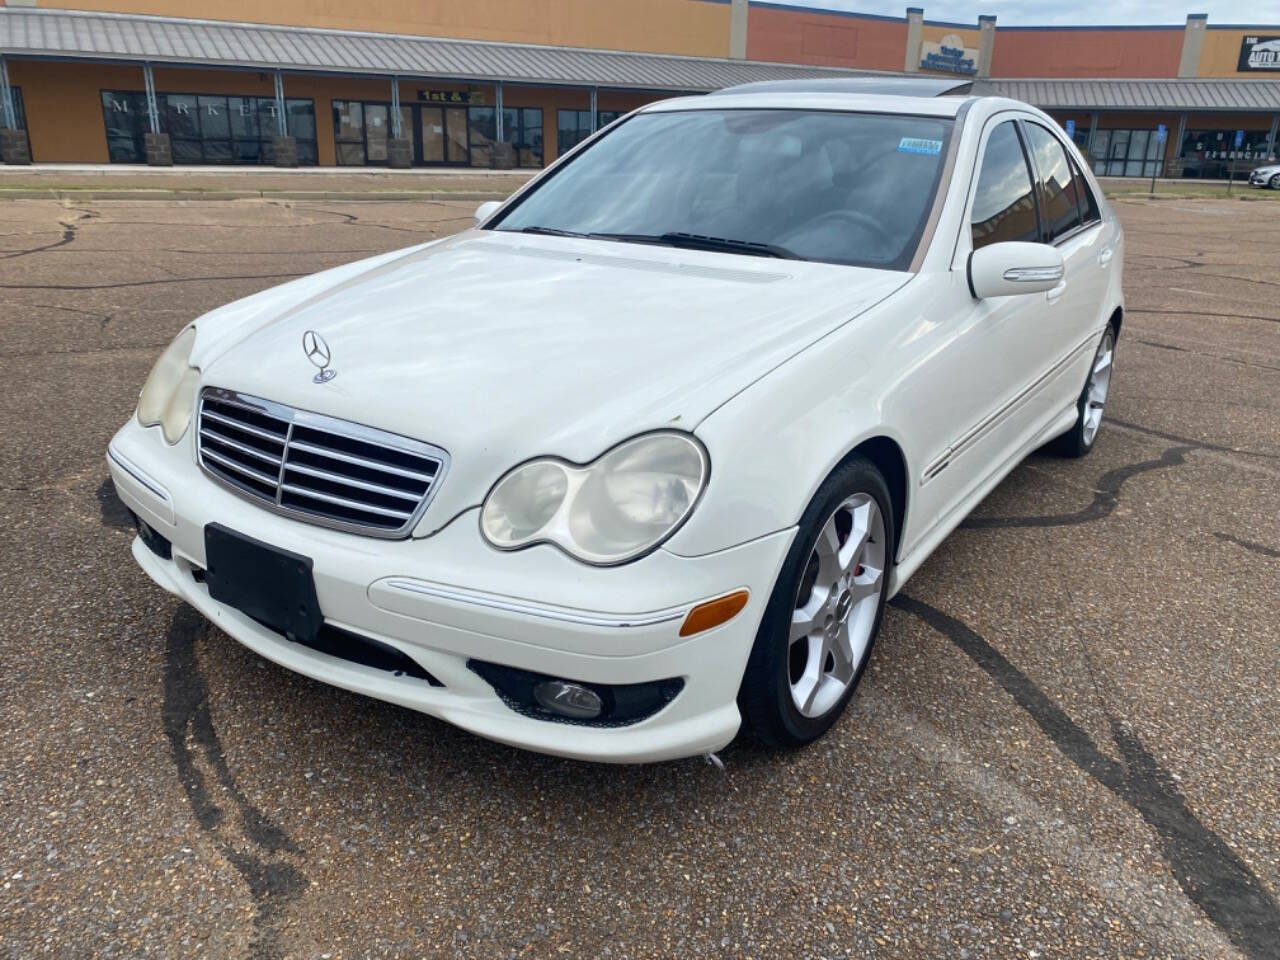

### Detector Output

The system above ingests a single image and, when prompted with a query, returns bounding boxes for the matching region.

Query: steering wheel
[776,209,891,258]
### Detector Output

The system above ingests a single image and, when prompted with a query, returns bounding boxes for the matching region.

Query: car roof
[714,77,975,98]
[642,90,973,118]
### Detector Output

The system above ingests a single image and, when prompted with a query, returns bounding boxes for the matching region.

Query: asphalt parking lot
[1,193,1277,959]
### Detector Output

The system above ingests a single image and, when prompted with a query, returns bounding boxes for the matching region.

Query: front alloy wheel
[1270,173,1280,190]
[788,494,885,718]
[738,456,894,748]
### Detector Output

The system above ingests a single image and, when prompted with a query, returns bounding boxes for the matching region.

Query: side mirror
[967,241,1064,299]
[474,200,502,225]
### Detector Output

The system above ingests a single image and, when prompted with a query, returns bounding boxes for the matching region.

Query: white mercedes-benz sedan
[108,79,1123,763]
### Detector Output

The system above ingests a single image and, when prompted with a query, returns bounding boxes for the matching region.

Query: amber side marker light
[679,590,750,638]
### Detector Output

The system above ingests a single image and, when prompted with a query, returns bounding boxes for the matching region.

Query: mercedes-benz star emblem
[302,329,336,383]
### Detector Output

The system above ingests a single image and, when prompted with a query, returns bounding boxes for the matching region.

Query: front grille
[197,388,448,538]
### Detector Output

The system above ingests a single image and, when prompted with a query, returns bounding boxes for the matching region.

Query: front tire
[738,456,894,748]
[1270,173,1280,190]
[1048,323,1116,458]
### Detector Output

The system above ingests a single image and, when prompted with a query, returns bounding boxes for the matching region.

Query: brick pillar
[387,138,412,168]
[144,132,172,166]
[489,142,515,169]
[272,135,298,168]
[1,128,31,164]
[977,15,997,79]
[904,8,924,73]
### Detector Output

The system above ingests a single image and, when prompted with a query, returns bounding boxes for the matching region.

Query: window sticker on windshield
[898,137,943,156]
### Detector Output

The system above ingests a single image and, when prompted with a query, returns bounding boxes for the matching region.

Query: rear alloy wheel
[738,457,893,748]
[1049,325,1115,458]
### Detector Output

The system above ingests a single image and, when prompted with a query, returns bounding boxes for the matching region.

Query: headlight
[480,432,709,565]
[137,326,199,444]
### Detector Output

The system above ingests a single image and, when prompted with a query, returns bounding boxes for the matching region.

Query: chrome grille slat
[287,439,437,483]
[279,484,415,520]
[200,408,288,443]
[283,461,423,502]
[201,446,280,487]
[199,427,284,466]
[196,388,448,539]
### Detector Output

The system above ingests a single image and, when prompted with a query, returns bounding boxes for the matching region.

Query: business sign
[1235,129,1245,148]
[417,89,485,104]
[1238,36,1280,71]
[1156,123,1167,142]
[920,34,978,75]
[1064,120,1075,139]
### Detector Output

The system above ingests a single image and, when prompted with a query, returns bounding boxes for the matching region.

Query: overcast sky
[763,1,1268,26]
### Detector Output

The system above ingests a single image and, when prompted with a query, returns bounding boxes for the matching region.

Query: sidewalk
[0,164,536,201]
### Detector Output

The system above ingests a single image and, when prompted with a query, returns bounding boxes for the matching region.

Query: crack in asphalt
[1213,531,1280,559]
[891,595,1280,960]
[1134,338,1280,373]
[0,208,94,261]
[1130,307,1280,325]
[162,606,306,960]
[1109,418,1280,461]
[961,445,1195,529]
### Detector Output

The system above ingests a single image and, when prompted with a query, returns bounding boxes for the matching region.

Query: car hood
[197,230,909,532]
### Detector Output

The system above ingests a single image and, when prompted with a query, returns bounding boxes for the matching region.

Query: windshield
[492,108,953,270]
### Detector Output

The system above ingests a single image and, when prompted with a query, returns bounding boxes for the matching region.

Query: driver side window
[971,120,1038,250]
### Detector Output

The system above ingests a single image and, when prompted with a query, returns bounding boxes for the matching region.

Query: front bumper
[108,418,794,763]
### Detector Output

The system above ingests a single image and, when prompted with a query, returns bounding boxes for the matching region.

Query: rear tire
[1047,323,1116,458]
[737,456,894,749]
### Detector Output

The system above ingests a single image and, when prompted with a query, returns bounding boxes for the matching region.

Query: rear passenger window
[1071,154,1101,225]
[970,121,1038,250]
[1023,122,1085,242]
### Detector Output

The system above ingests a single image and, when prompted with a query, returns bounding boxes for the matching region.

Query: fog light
[533,680,603,719]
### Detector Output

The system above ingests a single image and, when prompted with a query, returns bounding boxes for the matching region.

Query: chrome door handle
[1098,247,1114,267]
[1046,281,1067,304]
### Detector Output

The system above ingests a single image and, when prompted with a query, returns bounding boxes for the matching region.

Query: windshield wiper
[590,231,802,260]
[518,225,587,238]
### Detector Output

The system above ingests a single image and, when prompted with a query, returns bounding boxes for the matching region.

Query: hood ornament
[302,330,336,383]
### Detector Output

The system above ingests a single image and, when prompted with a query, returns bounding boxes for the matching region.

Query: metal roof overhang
[982,78,1280,113]
[2,8,1279,111]
[0,7,883,93]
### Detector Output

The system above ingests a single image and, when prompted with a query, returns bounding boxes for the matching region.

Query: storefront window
[1088,128,1162,178]
[468,106,496,167]
[1178,128,1275,179]
[336,100,541,167]
[99,91,317,165]
[503,107,543,168]
[556,109,623,156]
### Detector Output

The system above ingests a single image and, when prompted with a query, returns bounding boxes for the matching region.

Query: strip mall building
[1,1,1279,178]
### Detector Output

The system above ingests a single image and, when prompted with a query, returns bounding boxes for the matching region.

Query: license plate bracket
[203,524,322,642]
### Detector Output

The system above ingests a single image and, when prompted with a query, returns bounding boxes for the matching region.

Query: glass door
[445,107,469,164]
[420,106,445,164]
[365,104,389,164]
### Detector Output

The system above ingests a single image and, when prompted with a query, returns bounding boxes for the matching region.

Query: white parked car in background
[108,78,1123,763]
[1248,162,1280,188]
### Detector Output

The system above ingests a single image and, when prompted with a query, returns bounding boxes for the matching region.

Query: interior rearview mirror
[967,241,1064,299]
[474,200,503,225]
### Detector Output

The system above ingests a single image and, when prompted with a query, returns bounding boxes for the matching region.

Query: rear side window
[1071,154,1101,225]
[1023,122,1085,242]
[970,121,1038,250]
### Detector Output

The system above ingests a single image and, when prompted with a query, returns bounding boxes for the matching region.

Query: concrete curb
[0,188,512,202]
